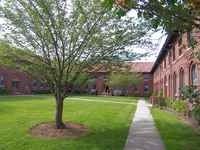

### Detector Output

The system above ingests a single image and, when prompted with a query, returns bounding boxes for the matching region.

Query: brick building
[0,67,32,94]
[152,31,200,98]
[0,67,50,95]
[0,62,153,96]
[89,62,153,96]
[2,31,200,97]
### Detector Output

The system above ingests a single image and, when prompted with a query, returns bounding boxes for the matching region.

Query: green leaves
[0,0,151,97]
[107,71,143,88]
[181,85,200,103]
[102,0,114,10]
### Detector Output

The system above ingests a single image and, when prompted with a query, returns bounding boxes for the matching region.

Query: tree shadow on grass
[61,126,130,150]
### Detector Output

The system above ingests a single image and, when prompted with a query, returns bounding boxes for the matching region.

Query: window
[168,75,171,97]
[134,86,138,92]
[144,85,149,93]
[191,64,198,85]
[164,76,167,96]
[179,68,184,90]
[32,80,38,87]
[173,72,177,97]
[12,81,20,89]
[0,76,4,88]
[178,34,182,46]
[143,73,151,80]
[168,51,171,64]
[179,48,182,56]
[172,45,176,61]
[98,75,106,80]
[187,32,193,47]
[164,58,166,68]
[160,64,162,72]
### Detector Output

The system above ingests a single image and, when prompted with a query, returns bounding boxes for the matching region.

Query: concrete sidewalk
[124,99,165,150]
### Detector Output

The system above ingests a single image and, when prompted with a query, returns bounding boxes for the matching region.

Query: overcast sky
[125,10,167,62]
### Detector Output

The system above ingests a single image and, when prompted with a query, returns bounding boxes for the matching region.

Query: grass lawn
[0,95,137,150]
[152,108,200,150]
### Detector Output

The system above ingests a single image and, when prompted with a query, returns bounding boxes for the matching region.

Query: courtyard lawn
[152,108,200,150]
[67,95,138,103]
[0,95,137,150]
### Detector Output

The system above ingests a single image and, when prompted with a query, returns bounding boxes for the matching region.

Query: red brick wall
[0,67,32,94]
[153,31,200,99]
[93,72,153,96]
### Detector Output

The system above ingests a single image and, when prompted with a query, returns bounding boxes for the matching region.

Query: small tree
[0,0,150,128]
[107,71,143,95]
[181,85,200,104]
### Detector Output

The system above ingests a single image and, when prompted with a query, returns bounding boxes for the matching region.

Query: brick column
[185,64,190,86]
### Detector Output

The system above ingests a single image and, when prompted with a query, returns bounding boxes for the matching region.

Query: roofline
[151,32,178,73]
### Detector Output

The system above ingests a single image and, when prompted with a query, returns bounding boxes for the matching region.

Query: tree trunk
[55,96,65,129]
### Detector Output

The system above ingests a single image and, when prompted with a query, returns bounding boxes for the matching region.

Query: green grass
[67,95,139,103]
[0,95,136,150]
[152,108,200,150]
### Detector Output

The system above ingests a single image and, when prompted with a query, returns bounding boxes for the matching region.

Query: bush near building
[0,88,9,95]
[150,85,200,125]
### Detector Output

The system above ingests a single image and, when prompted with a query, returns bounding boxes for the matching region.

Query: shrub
[165,97,174,108]
[172,100,188,114]
[0,88,9,95]
[158,97,166,107]
[181,85,200,104]
[192,106,200,125]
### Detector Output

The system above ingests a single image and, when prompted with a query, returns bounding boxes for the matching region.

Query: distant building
[0,67,50,95]
[89,62,153,96]
[0,62,154,96]
[0,67,31,95]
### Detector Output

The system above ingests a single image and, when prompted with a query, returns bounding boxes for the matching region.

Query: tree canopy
[103,0,200,32]
[0,0,152,128]
[107,71,143,88]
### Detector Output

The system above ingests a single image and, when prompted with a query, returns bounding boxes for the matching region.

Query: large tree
[103,0,200,32]
[0,0,151,128]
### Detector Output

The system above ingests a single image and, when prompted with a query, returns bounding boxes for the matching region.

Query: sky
[126,10,167,62]
[133,31,167,62]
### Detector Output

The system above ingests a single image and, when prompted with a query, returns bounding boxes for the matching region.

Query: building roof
[90,62,154,73]
[128,62,154,73]
[151,32,178,73]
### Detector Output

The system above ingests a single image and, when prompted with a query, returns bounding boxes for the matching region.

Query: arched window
[168,75,171,97]
[173,72,177,97]
[179,68,184,90]
[191,64,198,85]
[172,45,176,61]
[164,76,167,96]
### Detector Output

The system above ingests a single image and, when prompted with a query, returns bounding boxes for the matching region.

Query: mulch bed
[29,121,89,139]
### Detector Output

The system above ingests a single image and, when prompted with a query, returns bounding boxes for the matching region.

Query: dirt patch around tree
[29,121,89,139]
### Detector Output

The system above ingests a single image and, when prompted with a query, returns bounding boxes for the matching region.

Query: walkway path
[124,99,165,150]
